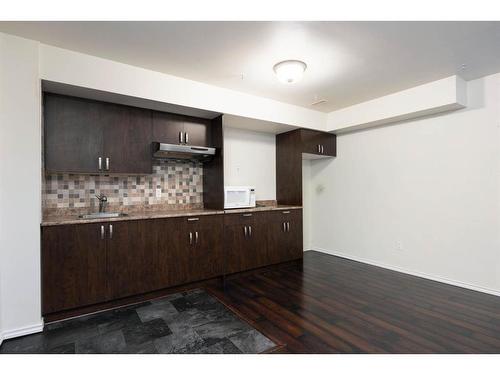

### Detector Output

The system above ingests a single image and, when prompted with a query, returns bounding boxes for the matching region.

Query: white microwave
[224,186,256,209]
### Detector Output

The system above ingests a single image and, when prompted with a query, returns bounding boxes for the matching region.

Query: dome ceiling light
[273,60,307,84]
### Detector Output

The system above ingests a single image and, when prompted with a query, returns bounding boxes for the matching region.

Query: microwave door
[225,188,250,208]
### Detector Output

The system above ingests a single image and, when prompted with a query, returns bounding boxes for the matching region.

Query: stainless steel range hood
[152,142,216,162]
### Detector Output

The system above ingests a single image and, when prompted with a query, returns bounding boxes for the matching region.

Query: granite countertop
[42,208,225,226]
[41,205,303,226]
[223,205,302,214]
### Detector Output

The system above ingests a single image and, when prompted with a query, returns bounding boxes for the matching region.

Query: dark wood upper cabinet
[102,104,152,174]
[152,111,211,147]
[42,223,107,314]
[44,94,103,174]
[276,128,336,205]
[151,111,185,145]
[44,93,152,174]
[300,128,336,157]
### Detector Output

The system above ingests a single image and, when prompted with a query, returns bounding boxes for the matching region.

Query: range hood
[152,142,216,162]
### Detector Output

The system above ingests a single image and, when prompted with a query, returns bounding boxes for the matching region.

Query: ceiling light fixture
[273,60,307,84]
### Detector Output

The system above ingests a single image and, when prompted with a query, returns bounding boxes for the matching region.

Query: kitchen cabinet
[42,223,107,314]
[267,209,303,264]
[224,212,269,274]
[44,93,152,174]
[152,110,211,147]
[300,128,336,157]
[106,220,157,300]
[155,215,224,289]
[277,128,336,206]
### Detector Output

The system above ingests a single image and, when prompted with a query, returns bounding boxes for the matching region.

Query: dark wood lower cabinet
[267,210,303,264]
[41,223,107,315]
[41,209,302,316]
[106,220,157,300]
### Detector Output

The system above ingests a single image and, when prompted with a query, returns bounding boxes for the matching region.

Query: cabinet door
[224,212,269,274]
[42,223,107,314]
[44,94,103,173]
[319,133,336,156]
[152,111,185,145]
[107,220,156,300]
[300,129,324,155]
[267,210,303,264]
[156,217,190,289]
[183,117,210,146]
[102,104,153,174]
[186,215,224,281]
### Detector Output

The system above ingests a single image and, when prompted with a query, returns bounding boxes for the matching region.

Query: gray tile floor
[0,289,276,354]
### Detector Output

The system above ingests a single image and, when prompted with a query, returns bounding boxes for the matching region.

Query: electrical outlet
[156,188,162,198]
[395,241,403,251]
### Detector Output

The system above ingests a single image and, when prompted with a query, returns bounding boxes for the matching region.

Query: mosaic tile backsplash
[43,160,203,210]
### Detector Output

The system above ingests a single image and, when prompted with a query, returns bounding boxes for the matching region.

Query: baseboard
[1,321,44,341]
[311,247,500,297]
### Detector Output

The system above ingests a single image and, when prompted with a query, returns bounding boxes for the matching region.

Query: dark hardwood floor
[206,250,500,353]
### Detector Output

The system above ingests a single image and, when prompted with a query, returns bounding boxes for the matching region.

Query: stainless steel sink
[79,212,128,219]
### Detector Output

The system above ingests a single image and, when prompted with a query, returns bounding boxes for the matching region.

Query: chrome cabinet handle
[321,145,324,154]
[317,144,321,153]
[187,217,199,221]
[244,226,248,237]
[248,225,252,237]
[185,132,189,144]
[100,225,105,240]
[98,157,102,171]
[242,213,252,217]
[195,231,199,244]
[105,157,110,170]
[189,231,193,245]
[282,211,290,214]
[109,224,113,239]
[282,222,286,232]
[287,222,290,232]
[179,131,184,144]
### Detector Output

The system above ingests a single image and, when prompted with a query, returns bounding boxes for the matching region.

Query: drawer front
[184,214,223,227]
[224,211,265,226]
[267,209,302,223]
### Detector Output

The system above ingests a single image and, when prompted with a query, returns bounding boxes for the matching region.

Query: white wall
[223,127,276,201]
[0,33,43,340]
[308,73,500,295]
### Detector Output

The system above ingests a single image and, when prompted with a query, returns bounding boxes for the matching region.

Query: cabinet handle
[242,213,252,217]
[317,144,321,153]
[105,157,110,170]
[187,217,199,221]
[282,211,290,214]
[98,157,102,171]
[282,222,286,232]
[179,131,184,144]
[321,145,324,154]
[189,231,193,245]
[287,222,290,232]
[109,224,113,239]
[100,225,105,240]
[185,132,189,144]
[248,225,252,237]
[195,231,199,244]
[244,226,248,237]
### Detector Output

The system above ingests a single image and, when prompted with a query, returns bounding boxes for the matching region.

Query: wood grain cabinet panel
[44,94,103,174]
[42,223,107,314]
[224,212,269,274]
[106,220,157,300]
[267,209,303,264]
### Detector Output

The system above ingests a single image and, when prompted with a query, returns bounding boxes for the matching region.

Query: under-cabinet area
[40,90,330,319]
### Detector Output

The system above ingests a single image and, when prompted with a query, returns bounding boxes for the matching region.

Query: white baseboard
[311,247,500,298]
[1,321,44,342]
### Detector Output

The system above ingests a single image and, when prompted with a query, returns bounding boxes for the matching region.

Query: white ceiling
[1,21,500,112]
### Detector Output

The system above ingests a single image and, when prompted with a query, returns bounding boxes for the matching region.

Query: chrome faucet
[95,194,108,213]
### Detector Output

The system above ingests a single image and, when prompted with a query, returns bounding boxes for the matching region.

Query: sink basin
[79,212,128,219]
